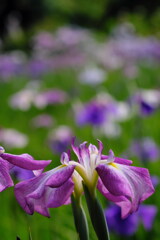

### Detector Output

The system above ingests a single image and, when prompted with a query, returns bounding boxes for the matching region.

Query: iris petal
[96,163,154,218]
[14,166,75,216]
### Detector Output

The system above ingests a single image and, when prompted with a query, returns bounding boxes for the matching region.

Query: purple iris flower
[105,204,157,236]
[75,101,107,126]
[0,128,28,149]
[14,140,154,218]
[132,90,160,116]
[0,146,51,192]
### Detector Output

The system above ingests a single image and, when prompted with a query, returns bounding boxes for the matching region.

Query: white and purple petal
[14,165,75,216]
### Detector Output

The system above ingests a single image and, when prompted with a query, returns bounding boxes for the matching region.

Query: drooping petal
[97,164,132,197]
[97,178,135,218]
[96,163,154,218]
[0,157,13,192]
[14,165,75,216]
[0,153,51,170]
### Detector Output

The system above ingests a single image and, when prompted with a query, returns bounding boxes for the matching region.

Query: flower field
[0,10,160,240]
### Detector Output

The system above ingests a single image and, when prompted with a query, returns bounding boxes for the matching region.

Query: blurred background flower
[105,204,157,236]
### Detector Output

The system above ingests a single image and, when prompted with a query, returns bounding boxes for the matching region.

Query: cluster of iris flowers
[0,138,154,240]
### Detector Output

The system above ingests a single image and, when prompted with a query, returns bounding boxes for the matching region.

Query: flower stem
[71,194,89,240]
[83,183,110,240]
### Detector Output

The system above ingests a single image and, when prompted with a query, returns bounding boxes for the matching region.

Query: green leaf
[83,183,110,240]
[71,195,89,240]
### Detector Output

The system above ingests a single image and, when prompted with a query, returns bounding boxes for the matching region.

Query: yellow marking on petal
[109,163,119,169]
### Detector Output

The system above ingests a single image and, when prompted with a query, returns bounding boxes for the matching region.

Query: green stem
[83,183,110,240]
[71,194,89,240]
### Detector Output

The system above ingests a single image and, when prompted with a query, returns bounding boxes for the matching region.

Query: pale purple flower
[34,89,68,108]
[56,27,90,48]
[105,204,157,236]
[133,89,160,116]
[95,33,160,71]
[32,32,55,51]
[130,138,159,162]
[33,27,90,53]
[0,128,28,149]
[48,126,73,154]
[109,36,160,62]
[9,89,37,111]
[74,97,130,138]
[0,146,51,192]
[14,140,154,218]
[78,67,106,85]
[31,27,89,71]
